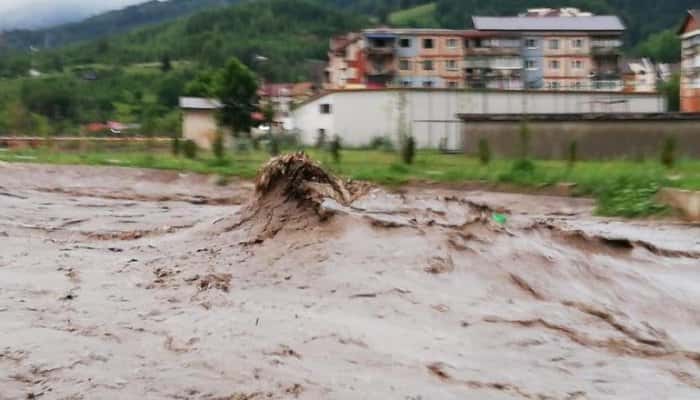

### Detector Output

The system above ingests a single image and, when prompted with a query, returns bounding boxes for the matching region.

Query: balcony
[367,61,396,76]
[465,57,523,70]
[367,46,396,56]
[467,46,521,57]
[591,71,622,81]
[591,46,622,57]
[591,80,623,91]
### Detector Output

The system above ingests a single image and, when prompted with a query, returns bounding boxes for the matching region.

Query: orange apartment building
[326,10,626,92]
[679,10,700,112]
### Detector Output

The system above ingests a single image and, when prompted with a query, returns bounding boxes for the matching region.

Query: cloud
[0,0,148,30]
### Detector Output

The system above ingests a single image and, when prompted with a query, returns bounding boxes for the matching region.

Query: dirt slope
[0,161,699,400]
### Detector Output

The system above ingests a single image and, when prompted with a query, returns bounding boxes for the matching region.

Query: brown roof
[678,10,700,35]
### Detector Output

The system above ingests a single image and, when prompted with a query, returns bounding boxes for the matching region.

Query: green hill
[24,0,367,82]
[0,0,241,50]
[389,3,439,27]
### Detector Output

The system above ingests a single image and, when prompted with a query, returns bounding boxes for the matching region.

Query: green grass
[389,3,439,27]
[2,146,699,218]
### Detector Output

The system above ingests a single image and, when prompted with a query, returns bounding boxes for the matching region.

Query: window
[399,59,411,71]
[526,60,537,69]
[401,80,412,87]
[572,39,584,48]
[320,104,332,114]
[573,81,583,90]
[423,38,434,49]
[548,39,560,50]
[446,59,458,71]
[399,38,411,48]
[422,81,434,88]
[572,60,584,69]
[474,38,483,48]
[549,60,560,69]
[423,60,434,71]
[547,81,560,90]
[447,81,458,89]
[446,38,458,48]
[525,38,537,48]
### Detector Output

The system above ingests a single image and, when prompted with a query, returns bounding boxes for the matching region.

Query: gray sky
[0,0,150,29]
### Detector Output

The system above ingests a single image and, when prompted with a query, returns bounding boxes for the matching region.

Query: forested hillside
[0,0,368,137]
[0,0,240,50]
[2,0,692,60]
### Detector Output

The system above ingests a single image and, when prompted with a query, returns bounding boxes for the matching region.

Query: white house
[292,88,666,150]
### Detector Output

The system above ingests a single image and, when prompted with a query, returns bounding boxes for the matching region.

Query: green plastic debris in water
[492,213,507,225]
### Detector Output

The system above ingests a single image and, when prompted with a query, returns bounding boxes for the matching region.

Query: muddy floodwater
[1,162,700,400]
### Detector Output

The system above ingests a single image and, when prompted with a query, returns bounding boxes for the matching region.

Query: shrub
[478,138,491,165]
[329,135,342,163]
[596,177,668,217]
[511,159,535,174]
[661,136,677,168]
[212,133,225,159]
[268,135,279,156]
[183,139,197,159]
[172,136,181,156]
[519,120,531,159]
[368,136,392,150]
[315,130,327,149]
[567,140,578,167]
[401,136,416,165]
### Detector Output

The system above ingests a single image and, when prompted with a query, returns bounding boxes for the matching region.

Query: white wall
[292,89,667,150]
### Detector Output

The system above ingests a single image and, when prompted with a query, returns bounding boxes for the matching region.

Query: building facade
[679,10,700,112]
[292,89,666,150]
[326,9,627,92]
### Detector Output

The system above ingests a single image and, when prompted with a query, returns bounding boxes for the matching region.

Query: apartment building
[471,15,625,91]
[679,10,700,112]
[326,9,626,92]
[325,32,367,89]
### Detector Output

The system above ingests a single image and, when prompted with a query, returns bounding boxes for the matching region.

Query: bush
[315,130,327,149]
[183,139,197,159]
[172,136,181,156]
[368,136,392,150]
[268,135,279,156]
[661,136,676,168]
[567,140,578,167]
[519,120,531,159]
[511,159,535,174]
[329,135,342,163]
[212,133,225,159]
[596,177,668,217]
[478,138,491,165]
[401,136,416,165]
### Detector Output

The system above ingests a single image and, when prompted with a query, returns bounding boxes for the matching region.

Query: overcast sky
[0,0,150,30]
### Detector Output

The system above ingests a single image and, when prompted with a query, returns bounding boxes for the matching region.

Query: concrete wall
[293,89,666,150]
[461,115,700,159]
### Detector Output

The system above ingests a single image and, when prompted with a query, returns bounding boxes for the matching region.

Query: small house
[179,97,223,149]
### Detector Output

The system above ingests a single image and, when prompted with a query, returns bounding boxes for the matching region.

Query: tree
[636,29,681,63]
[660,73,680,112]
[161,54,173,72]
[185,70,219,98]
[215,58,258,136]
